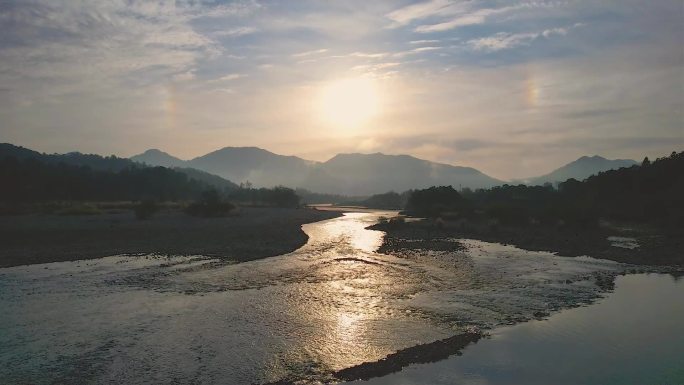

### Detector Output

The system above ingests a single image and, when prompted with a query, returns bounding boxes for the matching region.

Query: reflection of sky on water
[0,211,635,384]
[347,273,684,385]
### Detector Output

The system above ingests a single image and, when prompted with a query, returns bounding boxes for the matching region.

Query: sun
[316,77,381,132]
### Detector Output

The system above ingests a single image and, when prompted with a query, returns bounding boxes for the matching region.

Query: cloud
[173,71,196,82]
[213,88,236,94]
[468,32,539,51]
[468,24,582,51]
[351,62,402,76]
[330,51,390,59]
[0,0,237,103]
[199,1,263,18]
[386,0,465,26]
[291,48,329,58]
[213,26,259,37]
[410,39,440,45]
[0,0,681,180]
[414,3,566,33]
[411,46,442,53]
[214,74,247,82]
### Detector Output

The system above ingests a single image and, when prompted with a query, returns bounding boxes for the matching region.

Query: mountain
[173,167,239,191]
[526,155,638,185]
[1,143,135,172]
[130,147,503,195]
[1,143,237,192]
[187,147,315,188]
[0,144,232,202]
[130,149,186,168]
[311,153,502,195]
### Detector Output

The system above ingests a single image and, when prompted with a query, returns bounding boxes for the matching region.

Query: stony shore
[369,218,683,267]
[0,207,341,268]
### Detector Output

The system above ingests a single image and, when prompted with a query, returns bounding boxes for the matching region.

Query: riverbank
[0,207,341,268]
[369,218,683,267]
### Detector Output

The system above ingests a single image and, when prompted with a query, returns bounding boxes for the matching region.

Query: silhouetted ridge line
[524,155,637,185]
[131,146,503,195]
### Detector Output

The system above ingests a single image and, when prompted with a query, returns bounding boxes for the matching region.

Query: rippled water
[346,273,684,385]
[0,212,628,384]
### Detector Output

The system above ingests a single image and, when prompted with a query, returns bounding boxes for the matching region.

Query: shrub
[134,200,159,220]
[55,203,103,216]
[387,216,405,227]
[405,186,468,217]
[185,189,235,217]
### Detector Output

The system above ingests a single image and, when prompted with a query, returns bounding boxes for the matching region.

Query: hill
[312,153,502,195]
[526,155,637,185]
[187,147,314,188]
[0,143,237,201]
[131,149,186,168]
[131,147,503,195]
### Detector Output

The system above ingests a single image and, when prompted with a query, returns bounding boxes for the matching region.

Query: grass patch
[55,203,104,216]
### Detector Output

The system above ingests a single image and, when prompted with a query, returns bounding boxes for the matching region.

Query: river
[1,211,678,384]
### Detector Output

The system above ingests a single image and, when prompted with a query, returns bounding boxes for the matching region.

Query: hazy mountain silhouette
[131,149,186,168]
[131,147,503,195]
[187,147,315,188]
[526,155,637,185]
[312,153,502,195]
[172,167,238,191]
[1,143,238,191]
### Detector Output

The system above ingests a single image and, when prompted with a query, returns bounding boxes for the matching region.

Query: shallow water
[0,212,630,384]
[346,273,684,385]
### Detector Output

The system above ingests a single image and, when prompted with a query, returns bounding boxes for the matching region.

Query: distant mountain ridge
[316,152,501,195]
[525,155,638,185]
[131,149,185,168]
[130,147,503,195]
[1,143,238,191]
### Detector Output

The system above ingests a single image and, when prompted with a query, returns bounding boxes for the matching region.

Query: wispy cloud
[291,48,329,58]
[213,26,258,37]
[413,3,566,33]
[386,0,465,26]
[468,24,583,52]
[468,32,539,51]
[415,7,507,33]
[214,73,247,82]
[351,62,402,72]
[410,39,440,45]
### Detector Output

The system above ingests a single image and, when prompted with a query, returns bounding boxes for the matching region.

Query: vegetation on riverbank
[1,143,303,217]
[403,151,683,229]
[371,152,684,266]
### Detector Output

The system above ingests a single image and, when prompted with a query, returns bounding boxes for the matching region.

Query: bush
[55,203,103,216]
[387,216,405,227]
[134,200,159,220]
[405,186,468,217]
[186,189,235,217]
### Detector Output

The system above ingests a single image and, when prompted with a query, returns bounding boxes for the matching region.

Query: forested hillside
[405,151,683,228]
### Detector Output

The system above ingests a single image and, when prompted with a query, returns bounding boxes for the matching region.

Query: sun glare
[316,77,381,132]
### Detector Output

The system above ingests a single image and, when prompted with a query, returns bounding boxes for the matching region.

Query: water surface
[0,211,631,384]
[347,273,684,385]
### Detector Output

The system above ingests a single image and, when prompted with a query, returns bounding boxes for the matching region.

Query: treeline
[0,143,300,209]
[227,186,299,208]
[1,156,218,202]
[404,151,684,228]
[337,191,409,209]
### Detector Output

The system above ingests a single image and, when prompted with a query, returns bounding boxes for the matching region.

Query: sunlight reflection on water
[346,273,684,385]
[0,211,633,385]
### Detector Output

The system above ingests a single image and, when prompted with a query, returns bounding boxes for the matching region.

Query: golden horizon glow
[316,77,381,133]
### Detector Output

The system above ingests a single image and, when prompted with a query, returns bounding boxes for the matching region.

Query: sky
[0,0,682,180]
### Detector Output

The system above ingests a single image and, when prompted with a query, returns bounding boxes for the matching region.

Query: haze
[0,0,682,179]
